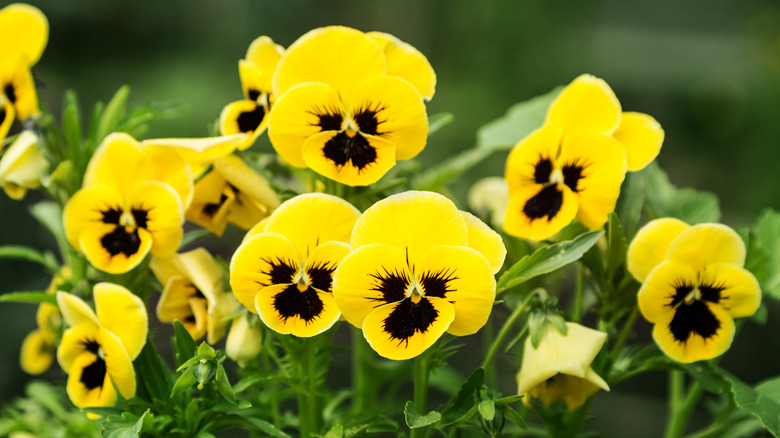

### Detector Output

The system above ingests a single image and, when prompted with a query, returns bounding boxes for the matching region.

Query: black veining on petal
[561,160,587,193]
[100,207,123,225]
[80,356,107,391]
[236,104,266,133]
[382,297,439,343]
[352,102,387,136]
[533,157,553,184]
[272,283,324,323]
[322,131,378,171]
[368,267,410,306]
[261,257,298,286]
[309,105,344,132]
[307,260,337,293]
[419,267,458,299]
[3,83,16,104]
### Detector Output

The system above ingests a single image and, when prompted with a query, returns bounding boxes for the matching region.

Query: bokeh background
[2,0,780,436]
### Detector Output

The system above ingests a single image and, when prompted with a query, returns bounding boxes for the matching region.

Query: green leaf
[444,368,485,425]
[427,112,454,137]
[404,401,442,429]
[680,362,727,394]
[237,416,291,438]
[411,147,493,192]
[173,320,198,367]
[95,86,130,144]
[324,424,344,438]
[29,202,68,249]
[0,245,59,272]
[215,364,236,404]
[171,371,197,398]
[606,213,628,285]
[101,410,147,438]
[133,338,172,403]
[198,341,216,360]
[722,370,780,437]
[476,86,562,152]
[614,172,645,240]
[494,395,524,406]
[640,163,720,224]
[179,229,213,250]
[477,388,496,422]
[503,405,527,429]
[0,291,56,305]
[62,90,84,170]
[756,209,780,299]
[497,230,604,293]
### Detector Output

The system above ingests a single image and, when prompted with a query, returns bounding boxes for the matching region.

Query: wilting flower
[64,133,191,273]
[517,322,609,410]
[56,283,147,411]
[268,26,430,186]
[230,193,360,337]
[0,130,48,199]
[333,191,505,360]
[628,219,761,363]
[151,247,238,343]
[220,36,284,149]
[225,312,264,367]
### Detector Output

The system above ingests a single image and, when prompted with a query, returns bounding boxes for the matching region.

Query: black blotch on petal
[700,282,725,304]
[247,89,261,102]
[322,132,377,171]
[100,207,123,225]
[352,103,387,136]
[369,267,410,306]
[236,104,266,133]
[202,193,229,218]
[382,298,439,342]
[668,300,721,343]
[3,83,16,104]
[262,257,298,286]
[100,226,142,257]
[522,184,563,222]
[307,261,336,293]
[0,107,6,124]
[80,356,107,391]
[668,280,695,308]
[80,339,101,355]
[272,284,324,323]
[533,158,553,184]
[131,207,149,229]
[310,106,343,132]
[562,162,586,192]
[420,268,457,299]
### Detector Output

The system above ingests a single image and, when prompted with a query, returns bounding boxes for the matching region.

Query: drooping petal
[254,283,341,337]
[362,296,455,360]
[65,351,118,409]
[36,302,60,335]
[0,58,39,120]
[172,248,225,303]
[0,130,48,199]
[0,4,48,66]
[350,191,468,265]
[503,183,579,241]
[333,243,411,329]
[417,245,496,336]
[263,193,359,261]
[78,223,153,274]
[20,329,54,375]
[613,112,664,171]
[665,223,746,273]
[56,291,99,329]
[97,327,136,400]
[187,297,209,340]
[558,132,626,230]
[700,263,761,318]
[348,75,428,160]
[93,283,148,360]
[301,130,397,186]
[185,168,234,236]
[652,302,735,363]
[637,260,698,324]
[272,26,385,101]
[57,321,100,373]
[368,31,436,100]
[214,154,280,225]
[546,74,621,136]
[627,218,690,283]
[460,211,506,274]
[230,233,300,313]
[206,291,238,344]
[155,275,203,326]
[142,134,248,175]
[243,36,284,94]
[125,181,184,259]
[505,124,563,193]
[267,82,344,167]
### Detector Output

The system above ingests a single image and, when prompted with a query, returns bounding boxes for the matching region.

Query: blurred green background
[2,0,780,436]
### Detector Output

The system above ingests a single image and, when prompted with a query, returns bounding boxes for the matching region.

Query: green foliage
[0,291,56,305]
[0,381,99,437]
[101,410,148,438]
[723,371,780,437]
[404,401,442,429]
[639,163,721,224]
[0,245,60,272]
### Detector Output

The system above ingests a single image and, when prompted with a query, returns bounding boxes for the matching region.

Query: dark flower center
[666,280,726,342]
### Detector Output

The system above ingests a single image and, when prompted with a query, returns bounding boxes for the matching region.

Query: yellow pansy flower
[268,26,429,186]
[0,130,48,200]
[230,193,360,337]
[517,322,609,410]
[64,133,191,273]
[56,284,147,411]
[629,220,761,363]
[333,191,505,360]
[0,56,39,122]
[220,36,284,149]
[151,247,238,344]
[367,31,436,101]
[20,302,60,375]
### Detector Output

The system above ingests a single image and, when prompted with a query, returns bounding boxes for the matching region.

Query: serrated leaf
[680,362,727,394]
[447,368,485,420]
[0,291,56,305]
[404,401,442,429]
[101,410,147,438]
[723,370,780,437]
[497,230,604,293]
[640,163,720,224]
[476,87,562,152]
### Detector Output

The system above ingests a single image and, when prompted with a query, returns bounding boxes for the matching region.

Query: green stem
[572,263,585,323]
[481,298,531,372]
[411,355,429,438]
[352,326,374,413]
[665,372,704,438]
[611,306,639,357]
[296,338,320,438]
[307,337,320,436]
[261,347,281,426]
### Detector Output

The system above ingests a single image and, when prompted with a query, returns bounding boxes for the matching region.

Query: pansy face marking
[666,279,724,343]
[310,102,388,172]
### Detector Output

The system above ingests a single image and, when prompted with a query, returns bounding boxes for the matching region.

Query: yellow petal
[57,321,100,374]
[505,124,563,194]
[242,217,269,242]
[214,154,280,225]
[652,302,735,363]
[546,74,621,136]
[66,351,118,409]
[155,275,201,325]
[79,222,153,274]
[36,302,61,334]
[142,145,194,209]
[348,75,428,160]
[97,327,136,400]
[362,296,455,360]
[0,4,48,66]
[304,241,352,294]
[0,130,48,199]
[206,291,238,344]
[83,133,153,194]
[272,26,385,101]
[301,130,397,186]
[417,245,496,336]
[666,223,746,273]
[468,177,509,229]
[242,35,284,96]
[263,193,359,261]
[461,211,506,274]
[225,313,264,366]
[219,99,268,144]
[230,232,300,313]
[332,243,411,329]
[142,134,248,170]
[558,132,626,230]
[187,297,209,340]
[613,112,664,171]
[637,260,698,324]
[20,329,54,375]
[700,263,761,318]
[503,183,579,241]
[94,283,148,360]
[254,283,341,337]
[63,184,124,252]
[185,168,234,236]
[368,31,436,100]
[267,82,343,168]
[126,181,184,259]
[0,99,15,141]
[0,61,38,121]
[350,191,468,266]
[56,291,98,329]
[627,218,690,283]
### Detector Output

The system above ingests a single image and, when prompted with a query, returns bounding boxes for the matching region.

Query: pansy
[333,191,505,360]
[230,193,360,337]
[516,322,609,410]
[64,133,191,273]
[20,301,60,375]
[629,219,761,363]
[268,26,429,186]
[56,283,147,411]
[220,36,284,149]
[150,247,238,343]
[0,130,48,199]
